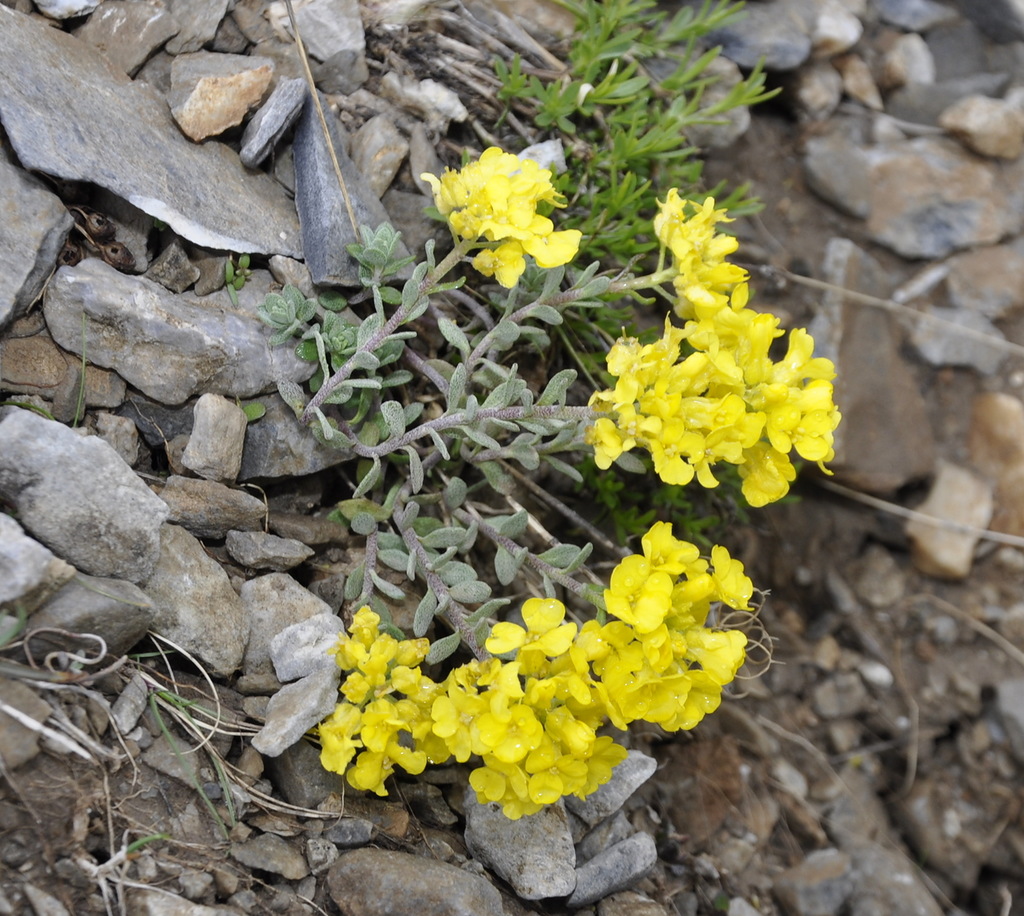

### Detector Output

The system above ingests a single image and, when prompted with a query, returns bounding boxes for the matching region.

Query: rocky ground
[4,0,1024,914]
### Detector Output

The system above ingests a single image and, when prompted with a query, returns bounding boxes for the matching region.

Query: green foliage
[225,253,252,306]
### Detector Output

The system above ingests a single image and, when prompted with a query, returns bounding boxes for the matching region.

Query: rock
[996,679,1024,764]
[463,793,576,899]
[94,413,140,467]
[863,137,1024,259]
[0,678,54,770]
[145,237,201,294]
[567,832,658,908]
[378,72,469,133]
[240,78,307,168]
[291,0,366,63]
[846,841,944,916]
[268,255,315,297]
[269,613,343,682]
[945,239,1024,318]
[787,60,843,121]
[169,52,274,142]
[705,0,813,71]
[939,94,1024,159]
[264,738,346,808]
[401,783,458,827]
[324,816,377,847]
[0,513,75,613]
[886,73,1011,127]
[141,523,248,676]
[810,0,862,58]
[312,48,370,94]
[874,0,958,31]
[241,573,332,677]
[306,836,340,875]
[350,114,410,198]
[810,239,936,493]
[577,810,634,863]
[0,155,74,332]
[773,848,854,916]
[905,460,994,579]
[969,393,1024,537]
[848,544,906,609]
[251,667,341,756]
[910,306,1007,373]
[231,834,309,881]
[73,0,180,76]
[34,0,99,19]
[111,672,149,734]
[0,409,169,582]
[29,573,155,658]
[565,750,657,827]
[43,260,314,406]
[158,476,267,539]
[129,888,240,915]
[879,33,936,90]
[326,847,505,916]
[0,8,302,257]
[225,530,315,571]
[833,54,883,110]
[239,394,351,480]
[803,130,871,219]
[164,0,231,54]
[293,92,412,286]
[958,0,1024,42]
[811,671,870,718]
[182,394,248,483]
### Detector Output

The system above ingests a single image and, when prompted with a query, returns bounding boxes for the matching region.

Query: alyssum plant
[258,147,841,819]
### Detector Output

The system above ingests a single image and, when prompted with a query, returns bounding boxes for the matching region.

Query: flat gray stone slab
[0,7,301,258]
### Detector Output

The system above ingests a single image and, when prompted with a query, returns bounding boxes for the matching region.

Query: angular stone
[231,834,309,881]
[326,848,504,916]
[263,738,346,809]
[292,92,411,286]
[0,155,74,332]
[773,848,854,916]
[946,239,1024,319]
[269,613,343,682]
[141,523,248,676]
[705,0,813,71]
[145,237,201,294]
[803,130,871,219]
[225,530,315,571]
[157,476,267,539]
[959,0,1024,42]
[241,573,332,677]
[0,514,75,613]
[29,573,155,658]
[182,394,248,483]
[910,306,1007,374]
[350,114,409,198]
[939,94,1024,160]
[565,750,657,827]
[324,817,376,848]
[74,0,179,76]
[240,77,307,168]
[250,666,340,756]
[165,0,231,54]
[169,52,274,142]
[35,0,99,19]
[875,0,957,31]
[0,678,53,770]
[847,841,944,916]
[567,832,658,908]
[239,394,350,480]
[0,8,301,257]
[43,260,314,406]
[94,412,140,467]
[464,793,576,899]
[906,460,994,580]
[880,32,935,90]
[291,0,365,63]
[0,409,168,582]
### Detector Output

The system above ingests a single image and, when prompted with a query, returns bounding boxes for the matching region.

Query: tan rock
[939,94,1024,160]
[169,51,274,141]
[906,461,994,579]
[879,32,934,90]
[833,53,883,111]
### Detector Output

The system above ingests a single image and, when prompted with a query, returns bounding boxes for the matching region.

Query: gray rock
[0,409,169,582]
[880,33,936,90]
[464,793,576,899]
[565,749,657,827]
[94,413,140,467]
[0,513,75,613]
[811,672,871,719]
[29,573,155,659]
[803,130,871,219]
[939,93,1024,159]
[705,0,814,71]
[43,260,314,406]
[264,737,346,808]
[169,51,274,142]
[906,460,993,580]
[268,255,315,297]
[110,672,149,734]
[996,678,1024,764]
[231,833,309,881]
[165,0,231,54]
[158,476,267,539]
[145,237,200,294]
[269,613,343,682]
[305,836,339,875]
[141,523,248,676]
[925,19,990,81]
[874,0,959,31]
[292,0,366,63]
[251,666,341,756]
[351,114,409,198]
[577,811,634,864]
[241,573,332,677]
[946,238,1024,318]
[182,394,248,483]
[886,73,1011,127]
[773,848,854,916]
[0,8,301,257]
[239,394,350,480]
[847,841,944,916]
[910,306,1007,374]
[786,60,843,122]
[566,832,658,908]
[957,0,1024,42]
[240,77,308,168]
[326,848,505,916]
[293,91,412,286]
[313,48,370,95]
[324,816,377,847]
[0,155,74,332]
[73,0,179,76]
[0,679,53,770]
[34,0,98,18]
[225,530,315,571]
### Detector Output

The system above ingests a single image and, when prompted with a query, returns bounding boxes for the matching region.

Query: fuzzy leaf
[537,369,577,407]
[350,512,378,536]
[420,527,469,550]
[438,317,471,356]
[352,457,382,498]
[405,446,424,493]
[530,304,563,325]
[370,570,406,600]
[437,560,476,587]
[492,509,529,539]
[614,450,648,473]
[380,400,406,440]
[428,429,451,460]
[449,579,491,604]
[413,591,438,637]
[443,477,468,509]
[425,632,461,665]
[494,547,525,586]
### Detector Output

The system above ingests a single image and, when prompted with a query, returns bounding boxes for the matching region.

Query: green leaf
[405,446,424,493]
[350,512,378,536]
[492,509,529,539]
[530,304,563,325]
[443,477,468,509]
[437,560,476,587]
[437,317,471,356]
[537,543,583,567]
[614,450,648,473]
[426,632,462,665]
[352,457,382,498]
[494,547,525,586]
[336,498,390,522]
[412,591,438,637]
[420,527,469,550]
[380,400,406,439]
[370,570,406,601]
[537,369,577,406]
[428,429,451,460]
[241,402,266,422]
[378,549,410,572]
[449,579,491,604]
[344,565,364,600]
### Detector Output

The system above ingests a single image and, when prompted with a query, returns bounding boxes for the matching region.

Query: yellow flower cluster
[587,193,841,507]
[318,522,751,819]
[421,147,582,289]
